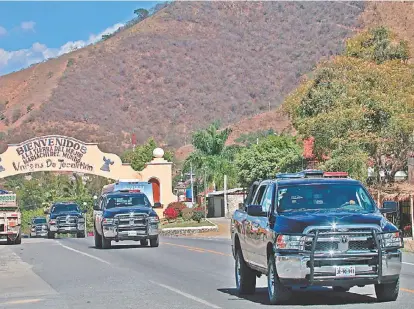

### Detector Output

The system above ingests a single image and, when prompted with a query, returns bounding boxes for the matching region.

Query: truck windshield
[106,194,151,209]
[51,204,80,213]
[33,218,47,224]
[277,184,376,213]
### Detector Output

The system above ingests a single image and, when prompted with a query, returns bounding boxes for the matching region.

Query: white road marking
[403,261,414,266]
[56,242,111,265]
[150,281,221,309]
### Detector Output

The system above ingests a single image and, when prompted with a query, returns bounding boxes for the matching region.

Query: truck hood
[274,211,397,234]
[103,206,154,218]
[50,211,82,219]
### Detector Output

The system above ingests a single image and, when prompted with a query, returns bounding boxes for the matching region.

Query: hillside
[0,1,366,155]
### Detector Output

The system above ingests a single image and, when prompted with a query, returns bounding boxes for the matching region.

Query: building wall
[226,194,244,218]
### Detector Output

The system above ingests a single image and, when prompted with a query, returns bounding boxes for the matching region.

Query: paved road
[1,236,414,309]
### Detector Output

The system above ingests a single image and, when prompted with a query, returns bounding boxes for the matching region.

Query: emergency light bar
[323,171,349,178]
[276,169,324,179]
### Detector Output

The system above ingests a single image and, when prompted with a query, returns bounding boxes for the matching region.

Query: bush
[163,207,178,221]
[192,206,205,223]
[166,201,187,216]
[12,108,22,123]
[181,208,193,221]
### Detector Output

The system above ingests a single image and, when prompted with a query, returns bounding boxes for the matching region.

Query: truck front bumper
[276,250,402,286]
[49,224,84,233]
[102,224,159,241]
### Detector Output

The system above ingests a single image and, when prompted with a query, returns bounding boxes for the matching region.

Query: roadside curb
[160,220,219,236]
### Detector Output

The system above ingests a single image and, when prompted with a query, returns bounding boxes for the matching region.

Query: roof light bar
[323,171,349,178]
[276,169,324,179]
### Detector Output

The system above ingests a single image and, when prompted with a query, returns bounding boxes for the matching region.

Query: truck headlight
[78,217,85,223]
[381,231,402,248]
[102,218,114,225]
[149,216,159,224]
[275,235,306,250]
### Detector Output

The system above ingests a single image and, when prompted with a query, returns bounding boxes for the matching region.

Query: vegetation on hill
[0,1,365,154]
[283,26,414,181]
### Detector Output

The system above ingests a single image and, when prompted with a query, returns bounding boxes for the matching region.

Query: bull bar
[274,227,404,286]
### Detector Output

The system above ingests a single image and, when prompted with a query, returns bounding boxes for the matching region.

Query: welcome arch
[0,135,176,212]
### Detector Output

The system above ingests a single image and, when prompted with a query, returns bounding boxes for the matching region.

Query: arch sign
[0,135,141,180]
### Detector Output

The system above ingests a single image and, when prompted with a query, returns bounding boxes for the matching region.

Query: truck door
[245,183,267,266]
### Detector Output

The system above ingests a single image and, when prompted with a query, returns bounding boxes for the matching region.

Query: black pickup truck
[231,170,403,304]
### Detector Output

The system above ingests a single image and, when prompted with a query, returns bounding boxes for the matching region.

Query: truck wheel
[235,249,256,295]
[140,239,148,246]
[14,233,22,245]
[6,237,13,245]
[47,232,55,239]
[94,226,102,249]
[76,232,85,238]
[150,236,159,247]
[267,254,291,304]
[375,278,400,302]
[101,233,111,249]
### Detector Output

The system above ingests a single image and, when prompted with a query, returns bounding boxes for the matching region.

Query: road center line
[401,288,414,294]
[1,299,43,305]
[150,281,221,309]
[161,242,232,257]
[56,242,111,265]
[403,261,414,266]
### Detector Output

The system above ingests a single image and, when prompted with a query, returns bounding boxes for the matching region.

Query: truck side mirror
[380,201,398,214]
[246,205,266,217]
[153,202,162,208]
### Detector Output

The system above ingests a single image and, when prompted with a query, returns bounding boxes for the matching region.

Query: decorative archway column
[140,148,177,218]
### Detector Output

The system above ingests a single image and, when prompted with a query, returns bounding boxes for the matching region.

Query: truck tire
[140,239,148,246]
[375,278,400,302]
[94,226,102,249]
[76,232,85,238]
[47,232,55,239]
[6,236,13,245]
[101,233,111,249]
[14,233,22,245]
[150,236,159,247]
[235,249,256,295]
[267,254,291,304]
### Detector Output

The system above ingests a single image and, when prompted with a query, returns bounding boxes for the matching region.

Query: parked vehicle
[45,202,86,239]
[93,180,161,249]
[0,190,21,245]
[29,216,48,238]
[231,170,403,304]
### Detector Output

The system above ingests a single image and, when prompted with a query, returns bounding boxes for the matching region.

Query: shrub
[166,201,187,216]
[181,208,193,221]
[27,104,35,113]
[12,109,21,123]
[163,207,178,221]
[192,206,205,223]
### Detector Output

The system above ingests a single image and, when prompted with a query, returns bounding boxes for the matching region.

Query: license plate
[335,266,355,277]
[65,227,72,231]
[128,231,137,236]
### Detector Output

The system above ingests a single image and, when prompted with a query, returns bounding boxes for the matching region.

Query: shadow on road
[217,287,377,306]
[87,244,152,250]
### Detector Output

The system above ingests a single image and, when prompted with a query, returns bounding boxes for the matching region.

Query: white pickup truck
[0,191,22,245]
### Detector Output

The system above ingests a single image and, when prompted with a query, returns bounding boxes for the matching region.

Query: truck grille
[56,215,78,227]
[304,227,378,253]
[114,213,148,233]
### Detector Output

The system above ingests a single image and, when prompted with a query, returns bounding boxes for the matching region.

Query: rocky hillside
[0,1,368,154]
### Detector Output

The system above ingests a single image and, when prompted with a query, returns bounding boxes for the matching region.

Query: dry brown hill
[0,1,367,155]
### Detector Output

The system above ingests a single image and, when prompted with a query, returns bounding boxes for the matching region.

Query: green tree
[184,123,240,190]
[121,138,174,171]
[283,26,414,182]
[235,134,303,186]
[134,8,149,20]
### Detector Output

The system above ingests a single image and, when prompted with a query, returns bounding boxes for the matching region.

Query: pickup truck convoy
[231,170,403,304]
[29,216,48,238]
[0,190,21,245]
[93,180,160,249]
[45,202,86,239]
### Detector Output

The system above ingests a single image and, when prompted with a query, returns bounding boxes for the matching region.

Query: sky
[0,1,164,76]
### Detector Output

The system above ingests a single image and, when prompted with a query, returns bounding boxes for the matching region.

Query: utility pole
[224,175,228,217]
[190,162,194,206]
[204,168,207,219]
